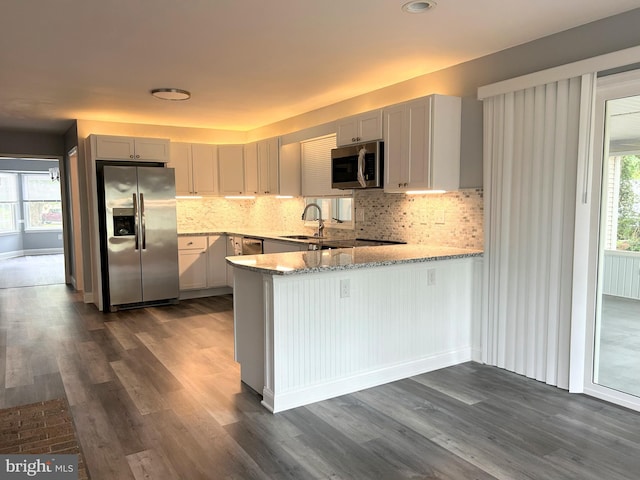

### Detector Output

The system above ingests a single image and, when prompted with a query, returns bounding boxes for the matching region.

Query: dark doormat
[0,398,89,479]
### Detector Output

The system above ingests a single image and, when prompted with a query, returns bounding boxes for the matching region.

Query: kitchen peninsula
[227,244,483,413]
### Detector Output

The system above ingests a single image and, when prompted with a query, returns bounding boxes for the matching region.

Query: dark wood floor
[2,284,640,479]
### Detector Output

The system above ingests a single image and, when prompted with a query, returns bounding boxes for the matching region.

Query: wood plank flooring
[1,284,640,479]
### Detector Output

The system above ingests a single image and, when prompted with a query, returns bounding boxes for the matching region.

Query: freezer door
[137,166,179,302]
[104,166,143,305]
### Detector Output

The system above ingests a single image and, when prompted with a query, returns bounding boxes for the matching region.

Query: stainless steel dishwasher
[241,237,263,255]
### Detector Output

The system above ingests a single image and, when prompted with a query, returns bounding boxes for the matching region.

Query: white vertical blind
[301,134,346,197]
[482,76,590,388]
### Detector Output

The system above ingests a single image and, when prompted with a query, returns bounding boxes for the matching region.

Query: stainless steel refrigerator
[100,164,179,311]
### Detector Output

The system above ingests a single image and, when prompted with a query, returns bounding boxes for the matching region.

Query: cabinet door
[243,143,259,195]
[406,98,431,190]
[168,142,193,195]
[178,237,208,290]
[384,104,409,192]
[358,110,383,143]
[258,138,279,194]
[226,235,236,287]
[218,145,245,195]
[207,235,227,287]
[336,118,360,146]
[95,135,136,160]
[191,144,218,195]
[279,142,301,197]
[134,138,170,161]
[336,110,382,146]
[430,94,461,191]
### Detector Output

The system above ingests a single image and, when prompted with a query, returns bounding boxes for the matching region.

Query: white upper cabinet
[278,142,301,197]
[384,94,461,193]
[93,135,170,162]
[336,109,383,146]
[218,144,245,195]
[258,137,280,195]
[243,142,259,195]
[168,143,218,196]
[243,137,280,195]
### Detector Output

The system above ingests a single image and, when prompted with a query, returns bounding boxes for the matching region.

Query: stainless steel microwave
[331,140,383,189]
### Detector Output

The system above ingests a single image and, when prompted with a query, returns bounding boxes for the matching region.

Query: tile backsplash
[177,188,483,250]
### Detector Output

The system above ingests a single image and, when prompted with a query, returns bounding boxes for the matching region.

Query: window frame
[0,172,19,234]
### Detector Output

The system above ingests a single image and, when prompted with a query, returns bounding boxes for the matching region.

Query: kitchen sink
[281,235,318,240]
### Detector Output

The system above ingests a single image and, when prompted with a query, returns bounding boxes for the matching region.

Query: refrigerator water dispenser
[112,208,135,236]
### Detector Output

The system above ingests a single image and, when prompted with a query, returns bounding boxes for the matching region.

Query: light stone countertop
[226,245,483,276]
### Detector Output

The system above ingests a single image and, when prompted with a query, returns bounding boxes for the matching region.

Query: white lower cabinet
[178,235,230,292]
[207,235,227,287]
[178,236,208,290]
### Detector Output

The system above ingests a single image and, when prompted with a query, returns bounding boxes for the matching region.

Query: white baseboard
[264,348,471,413]
[0,248,64,260]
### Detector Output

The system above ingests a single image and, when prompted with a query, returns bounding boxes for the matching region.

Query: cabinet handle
[129,154,134,159]
[135,154,140,159]
[352,137,356,142]
[187,242,193,245]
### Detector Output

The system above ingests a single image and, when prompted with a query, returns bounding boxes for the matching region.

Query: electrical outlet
[356,208,365,222]
[427,269,436,286]
[340,279,350,298]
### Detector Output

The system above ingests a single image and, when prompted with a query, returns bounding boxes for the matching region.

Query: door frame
[578,69,640,412]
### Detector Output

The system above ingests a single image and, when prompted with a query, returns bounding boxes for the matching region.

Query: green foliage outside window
[617,155,640,251]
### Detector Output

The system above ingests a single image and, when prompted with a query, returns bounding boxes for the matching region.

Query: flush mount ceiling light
[150,88,191,101]
[402,0,437,14]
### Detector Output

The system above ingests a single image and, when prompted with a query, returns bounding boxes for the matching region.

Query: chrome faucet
[302,203,324,238]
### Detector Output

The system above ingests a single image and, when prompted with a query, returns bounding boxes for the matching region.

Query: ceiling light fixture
[402,0,436,14]
[150,88,191,101]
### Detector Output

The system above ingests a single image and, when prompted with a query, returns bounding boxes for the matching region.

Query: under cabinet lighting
[225,195,256,200]
[276,195,294,199]
[176,195,202,199]
[406,190,446,195]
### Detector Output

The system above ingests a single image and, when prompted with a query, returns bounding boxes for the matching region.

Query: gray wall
[0,130,65,157]
[272,8,640,188]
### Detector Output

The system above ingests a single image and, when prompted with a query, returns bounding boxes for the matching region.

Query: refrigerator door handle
[140,192,146,250]
[133,193,139,250]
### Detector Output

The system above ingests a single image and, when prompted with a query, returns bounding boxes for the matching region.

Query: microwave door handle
[133,193,139,250]
[357,147,367,188]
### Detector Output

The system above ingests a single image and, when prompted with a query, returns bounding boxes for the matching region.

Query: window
[0,173,18,233]
[22,173,62,230]
[301,134,354,229]
[304,196,354,229]
[604,155,640,251]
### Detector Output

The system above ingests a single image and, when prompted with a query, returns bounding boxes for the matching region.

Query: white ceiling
[2,0,639,134]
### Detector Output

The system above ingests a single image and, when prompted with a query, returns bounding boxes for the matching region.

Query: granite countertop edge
[226,247,483,276]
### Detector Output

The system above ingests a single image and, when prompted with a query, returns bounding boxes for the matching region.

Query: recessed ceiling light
[402,1,437,14]
[150,88,191,101]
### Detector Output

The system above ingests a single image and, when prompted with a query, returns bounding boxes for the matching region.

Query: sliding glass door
[591,78,640,406]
